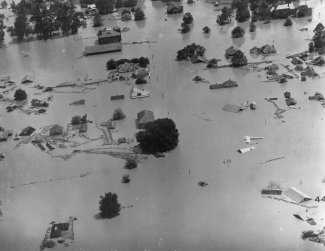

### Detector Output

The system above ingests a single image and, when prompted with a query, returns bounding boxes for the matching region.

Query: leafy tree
[183,12,193,24]
[14,14,28,41]
[106,58,117,70]
[99,192,121,219]
[181,22,190,33]
[115,0,123,9]
[231,26,245,38]
[176,43,206,61]
[93,13,102,27]
[308,42,314,52]
[202,26,210,33]
[231,50,247,67]
[136,118,179,154]
[124,0,137,7]
[217,6,231,25]
[124,158,137,169]
[138,57,149,67]
[236,8,250,22]
[71,115,82,125]
[135,78,147,84]
[0,19,4,43]
[31,5,55,40]
[249,22,256,32]
[1,0,7,9]
[96,0,115,14]
[112,107,126,120]
[14,89,27,101]
[134,8,145,21]
[122,174,130,183]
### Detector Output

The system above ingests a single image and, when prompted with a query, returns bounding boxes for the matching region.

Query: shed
[21,74,34,84]
[110,95,125,100]
[283,187,312,203]
[19,126,36,136]
[137,110,154,129]
[49,125,64,136]
[261,44,276,54]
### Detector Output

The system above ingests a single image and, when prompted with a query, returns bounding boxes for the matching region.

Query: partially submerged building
[84,27,122,56]
[21,74,34,84]
[137,110,154,129]
[283,187,312,204]
[49,125,64,136]
[19,126,36,136]
[225,46,239,58]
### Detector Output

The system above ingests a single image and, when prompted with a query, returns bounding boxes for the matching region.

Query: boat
[130,86,150,99]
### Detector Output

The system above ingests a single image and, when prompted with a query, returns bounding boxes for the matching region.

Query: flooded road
[1,0,325,250]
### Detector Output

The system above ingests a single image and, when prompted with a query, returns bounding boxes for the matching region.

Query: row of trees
[11,0,85,41]
[312,23,325,53]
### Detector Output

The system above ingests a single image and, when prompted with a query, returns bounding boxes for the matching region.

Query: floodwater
[1,0,325,250]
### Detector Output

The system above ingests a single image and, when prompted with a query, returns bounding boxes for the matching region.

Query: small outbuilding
[19,126,36,136]
[21,74,34,84]
[225,46,239,58]
[283,187,312,204]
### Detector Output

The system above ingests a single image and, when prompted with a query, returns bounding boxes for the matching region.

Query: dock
[84,42,122,56]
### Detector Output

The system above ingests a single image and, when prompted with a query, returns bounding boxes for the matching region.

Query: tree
[99,192,121,219]
[284,18,292,26]
[249,22,256,32]
[71,115,81,125]
[124,158,137,169]
[231,50,247,67]
[183,12,193,24]
[136,118,179,154]
[122,174,130,183]
[181,22,190,33]
[217,6,231,25]
[93,13,102,27]
[30,5,55,40]
[106,59,117,70]
[96,0,115,14]
[0,19,4,43]
[1,0,7,9]
[112,107,126,120]
[14,14,28,41]
[176,43,206,61]
[231,26,245,38]
[202,26,210,33]
[138,57,149,67]
[115,0,123,9]
[134,8,145,21]
[309,42,314,52]
[14,89,27,101]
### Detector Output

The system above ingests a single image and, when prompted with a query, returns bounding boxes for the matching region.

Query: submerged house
[167,2,183,14]
[49,125,64,136]
[225,46,239,58]
[19,126,36,136]
[84,27,122,56]
[137,110,154,129]
[283,187,312,204]
[21,74,34,84]
[210,79,238,89]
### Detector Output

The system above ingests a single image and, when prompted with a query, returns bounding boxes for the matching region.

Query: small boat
[130,86,150,99]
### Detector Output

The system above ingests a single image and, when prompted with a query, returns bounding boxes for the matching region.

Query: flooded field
[1,0,325,250]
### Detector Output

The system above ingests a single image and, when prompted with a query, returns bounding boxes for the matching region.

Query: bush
[93,13,103,27]
[14,89,27,101]
[181,23,190,33]
[106,59,117,70]
[231,26,245,38]
[134,8,145,21]
[135,78,147,85]
[122,174,130,183]
[136,118,179,154]
[124,158,138,169]
[99,192,121,218]
[231,50,247,67]
[284,18,293,26]
[207,58,218,68]
[71,115,81,125]
[183,12,193,24]
[112,107,126,120]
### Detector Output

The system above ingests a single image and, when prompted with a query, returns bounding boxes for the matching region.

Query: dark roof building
[19,126,36,136]
[137,110,154,129]
[98,27,121,45]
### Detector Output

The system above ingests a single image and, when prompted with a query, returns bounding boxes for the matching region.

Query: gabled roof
[137,110,154,125]
[283,187,312,203]
[98,27,121,38]
[21,74,34,83]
